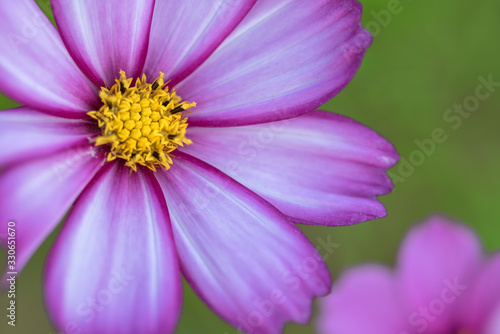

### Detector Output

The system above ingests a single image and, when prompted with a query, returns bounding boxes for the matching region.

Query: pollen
[88,70,196,172]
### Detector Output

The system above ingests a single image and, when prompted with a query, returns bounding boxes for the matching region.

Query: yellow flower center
[88,70,196,172]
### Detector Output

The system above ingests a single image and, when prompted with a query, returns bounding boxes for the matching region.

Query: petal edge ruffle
[182,110,398,226]
[178,0,372,127]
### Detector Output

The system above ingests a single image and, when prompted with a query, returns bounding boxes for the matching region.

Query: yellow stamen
[88,70,196,172]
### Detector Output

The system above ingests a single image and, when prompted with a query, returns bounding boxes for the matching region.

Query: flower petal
[396,215,482,334]
[182,111,398,226]
[144,0,256,85]
[178,0,372,126]
[44,163,182,334]
[316,265,410,334]
[52,0,155,87]
[0,0,98,117]
[155,152,331,334]
[0,107,96,166]
[485,305,500,334]
[458,252,500,333]
[0,145,104,276]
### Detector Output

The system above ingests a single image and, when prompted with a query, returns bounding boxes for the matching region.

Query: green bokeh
[1,0,500,333]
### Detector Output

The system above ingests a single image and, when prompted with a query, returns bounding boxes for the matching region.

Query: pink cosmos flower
[0,0,398,333]
[316,215,500,334]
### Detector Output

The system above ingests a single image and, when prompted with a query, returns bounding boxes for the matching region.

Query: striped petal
[52,0,155,87]
[0,0,98,117]
[44,163,182,334]
[0,107,96,166]
[182,111,398,226]
[155,152,330,334]
[0,145,104,276]
[178,0,372,126]
[144,0,256,85]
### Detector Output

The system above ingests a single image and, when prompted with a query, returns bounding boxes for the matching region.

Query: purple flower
[0,0,398,333]
[316,215,500,334]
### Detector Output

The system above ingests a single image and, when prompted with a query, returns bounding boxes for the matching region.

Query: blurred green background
[1,0,500,333]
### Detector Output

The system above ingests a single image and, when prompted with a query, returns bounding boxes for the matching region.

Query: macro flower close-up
[0,0,400,333]
[316,215,500,334]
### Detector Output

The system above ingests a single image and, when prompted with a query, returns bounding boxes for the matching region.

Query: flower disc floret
[88,70,196,171]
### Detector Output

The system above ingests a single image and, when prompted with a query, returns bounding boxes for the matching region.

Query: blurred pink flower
[0,0,398,333]
[317,215,500,334]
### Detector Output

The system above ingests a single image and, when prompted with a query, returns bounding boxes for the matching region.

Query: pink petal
[316,265,410,334]
[0,1,98,117]
[0,145,104,276]
[0,107,96,166]
[396,215,482,334]
[485,305,500,334]
[155,152,331,334]
[181,111,398,226]
[52,0,155,87]
[178,0,372,126]
[144,0,256,85]
[458,252,500,333]
[44,163,182,334]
